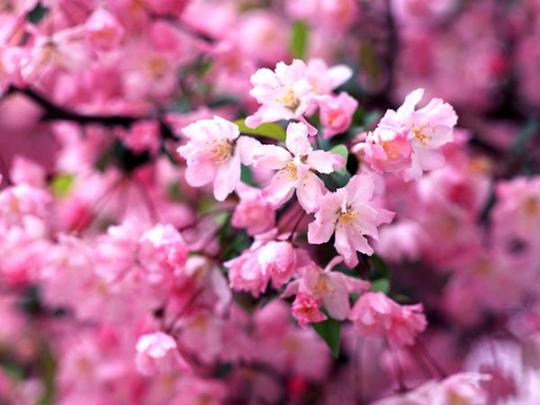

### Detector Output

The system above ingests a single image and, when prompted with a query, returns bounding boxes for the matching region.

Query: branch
[5,85,177,140]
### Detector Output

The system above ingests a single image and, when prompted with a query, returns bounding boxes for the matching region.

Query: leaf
[312,318,341,358]
[27,3,49,24]
[290,21,309,59]
[330,144,349,175]
[511,118,539,156]
[371,278,390,294]
[371,254,391,279]
[235,119,286,142]
[241,165,256,186]
[50,174,74,198]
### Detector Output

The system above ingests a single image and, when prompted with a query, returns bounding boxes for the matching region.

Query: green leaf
[511,118,539,155]
[27,3,49,24]
[371,254,391,279]
[312,318,341,358]
[290,21,309,59]
[241,165,256,186]
[330,144,349,175]
[371,278,390,294]
[50,174,74,198]
[235,119,286,142]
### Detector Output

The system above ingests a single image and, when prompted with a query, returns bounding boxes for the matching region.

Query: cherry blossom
[135,332,190,376]
[178,116,256,201]
[308,174,394,266]
[253,122,345,212]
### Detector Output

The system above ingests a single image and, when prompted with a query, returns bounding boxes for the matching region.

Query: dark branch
[5,85,177,140]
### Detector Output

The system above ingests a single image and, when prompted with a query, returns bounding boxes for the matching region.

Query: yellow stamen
[282,161,299,180]
[211,142,232,164]
[338,207,358,225]
[413,126,431,144]
[277,89,300,111]
[382,141,399,160]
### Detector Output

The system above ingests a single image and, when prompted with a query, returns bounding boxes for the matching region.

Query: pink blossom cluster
[0,1,539,404]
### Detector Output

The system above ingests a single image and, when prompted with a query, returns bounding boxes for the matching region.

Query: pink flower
[306,59,353,96]
[291,292,327,327]
[361,126,412,174]
[253,122,344,212]
[308,174,394,266]
[135,332,190,376]
[348,292,427,347]
[85,7,125,52]
[178,116,257,201]
[362,88,457,180]
[225,247,270,297]
[245,60,314,128]
[301,258,370,320]
[138,224,188,283]
[225,239,299,296]
[319,92,358,139]
[284,257,370,321]
[285,0,359,32]
[375,372,489,405]
[231,183,275,236]
[492,177,540,244]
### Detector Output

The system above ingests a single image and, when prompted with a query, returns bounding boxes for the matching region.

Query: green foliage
[50,174,74,198]
[290,21,310,59]
[370,278,390,294]
[241,165,256,186]
[27,3,49,24]
[368,254,392,295]
[312,318,341,358]
[329,144,349,175]
[235,119,286,142]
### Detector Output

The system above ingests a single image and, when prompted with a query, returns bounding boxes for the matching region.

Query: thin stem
[415,338,447,379]
[387,340,407,393]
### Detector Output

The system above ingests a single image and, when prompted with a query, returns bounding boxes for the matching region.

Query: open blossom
[178,116,257,201]
[349,292,427,347]
[362,88,457,180]
[361,124,412,174]
[284,257,370,322]
[319,92,358,139]
[135,332,190,376]
[85,7,125,52]
[253,122,344,212]
[308,174,394,266]
[305,59,353,96]
[245,59,313,128]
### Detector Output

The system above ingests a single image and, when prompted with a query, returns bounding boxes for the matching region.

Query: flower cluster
[0,1,539,404]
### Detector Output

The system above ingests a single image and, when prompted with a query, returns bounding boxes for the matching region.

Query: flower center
[338,206,358,225]
[277,89,300,111]
[283,161,299,180]
[382,141,399,160]
[147,56,168,79]
[211,141,232,164]
[413,126,431,144]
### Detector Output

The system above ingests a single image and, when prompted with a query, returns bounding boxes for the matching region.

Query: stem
[415,338,447,379]
[387,340,407,393]
[4,86,177,140]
